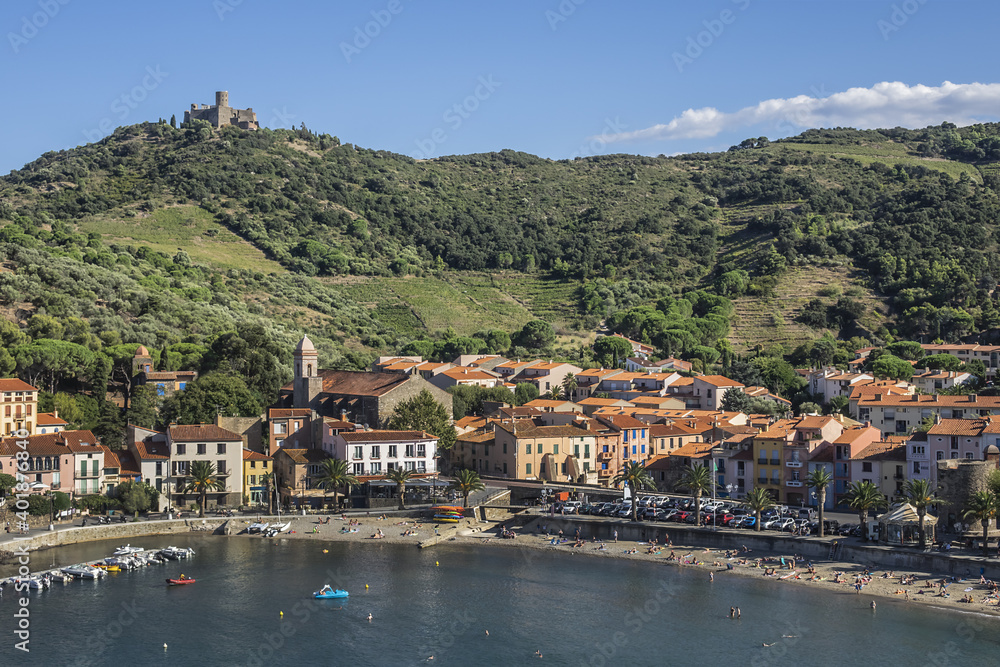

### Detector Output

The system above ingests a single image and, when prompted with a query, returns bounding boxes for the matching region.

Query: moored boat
[166,576,195,586]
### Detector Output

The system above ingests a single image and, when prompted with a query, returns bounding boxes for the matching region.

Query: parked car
[765,517,795,531]
[738,515,757,529]
[673,510,692,523]
[707,512,734,526]
[659,509,679,522]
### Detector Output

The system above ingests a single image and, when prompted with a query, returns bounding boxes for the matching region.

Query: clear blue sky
[2,0,998,173]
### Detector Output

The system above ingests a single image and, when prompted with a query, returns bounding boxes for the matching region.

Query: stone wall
[516,516,1000,578]
[377,375,454,427]
[937,459,998,530]
[2,518,227,552]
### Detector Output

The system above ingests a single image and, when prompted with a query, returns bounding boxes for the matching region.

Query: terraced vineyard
[728,265,884,353]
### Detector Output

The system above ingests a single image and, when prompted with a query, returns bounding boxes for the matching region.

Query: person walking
[613,529,618,543]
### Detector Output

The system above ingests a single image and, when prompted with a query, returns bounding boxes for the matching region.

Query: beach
[241,512,1000,618]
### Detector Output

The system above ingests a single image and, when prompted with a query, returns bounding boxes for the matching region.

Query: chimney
[969,394,978,402]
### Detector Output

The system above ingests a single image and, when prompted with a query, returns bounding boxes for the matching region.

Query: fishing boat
[264,521,291,537]
[313,585,348,599]
[166,576,195,586]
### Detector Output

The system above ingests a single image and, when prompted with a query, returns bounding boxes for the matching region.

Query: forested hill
[2,118,1000,371]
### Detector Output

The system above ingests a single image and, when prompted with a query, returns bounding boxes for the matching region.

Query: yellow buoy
[365,583,369,589]
[435,561,439,566]
[323,549,329,554]
[279,611,283,617]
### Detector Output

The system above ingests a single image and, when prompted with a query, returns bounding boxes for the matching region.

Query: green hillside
[1,118,1000,403]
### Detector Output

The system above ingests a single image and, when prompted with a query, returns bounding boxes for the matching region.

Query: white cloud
[599,81,1000,143]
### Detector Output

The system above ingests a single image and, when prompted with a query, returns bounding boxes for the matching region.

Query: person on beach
[613,529,618,543]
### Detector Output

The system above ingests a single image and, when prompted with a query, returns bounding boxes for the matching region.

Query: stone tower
[216,91,229,108]
[293,335,323,410]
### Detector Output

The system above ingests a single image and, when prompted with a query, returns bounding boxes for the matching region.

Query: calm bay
[2,534,998,666]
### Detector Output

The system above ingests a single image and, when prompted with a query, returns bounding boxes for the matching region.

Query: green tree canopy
[160,372,262,426]
[872,353,914,381]
[386,389,457,450]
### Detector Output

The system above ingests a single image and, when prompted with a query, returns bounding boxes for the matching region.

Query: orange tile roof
[854,440,907,461]
[269,408,312,419]
[168,424,243,442]
[695,375,744,387]
[36,412,67,426]
[276,448,329,464]
[133,438,169,460]
[671,442,715,458]
[0,379,36,392]
[243,448,272,461]
[338,430,438,442]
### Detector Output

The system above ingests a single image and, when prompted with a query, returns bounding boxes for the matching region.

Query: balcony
[786,480,803,488]
[758,477,768,485]
[770,459,780,466]
[785,461,803,468]
[757,458,767,465]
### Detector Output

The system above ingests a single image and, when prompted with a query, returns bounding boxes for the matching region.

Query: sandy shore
[251,514,1000,617]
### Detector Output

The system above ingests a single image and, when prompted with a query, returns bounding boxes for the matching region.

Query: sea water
[1,535,997,666]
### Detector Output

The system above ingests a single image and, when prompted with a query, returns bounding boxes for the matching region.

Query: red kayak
[166,577,195,585]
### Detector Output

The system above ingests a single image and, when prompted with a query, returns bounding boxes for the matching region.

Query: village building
[242,449,273,506]
[166,424,244,509]
[276,336,453,434]
[324,429,439,477]
[273,447,330,509]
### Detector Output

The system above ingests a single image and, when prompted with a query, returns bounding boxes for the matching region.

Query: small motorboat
[61,564,105,579]
[313,585,348,599]
[166,576,195,586]
[160,546,195,560]
[113,544,143,556]
[93,563,120,572]
[248,522,269,534]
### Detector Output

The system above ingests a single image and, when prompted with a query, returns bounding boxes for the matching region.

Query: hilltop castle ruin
[183,91,258,130]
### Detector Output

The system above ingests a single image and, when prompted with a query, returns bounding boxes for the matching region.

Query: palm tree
[676,463,715,527]
[449,469,486,508]
[613,461,655,522]
[962,491,998,558]
[805,468,833,538]
[261,472,275,515]
[743,488,775,532]
[384,467,416,510]
[902,478,941,549]
[843,481,887,542]
[561,373,578,401]
[314,458,358,511]
[182,461,226,518]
